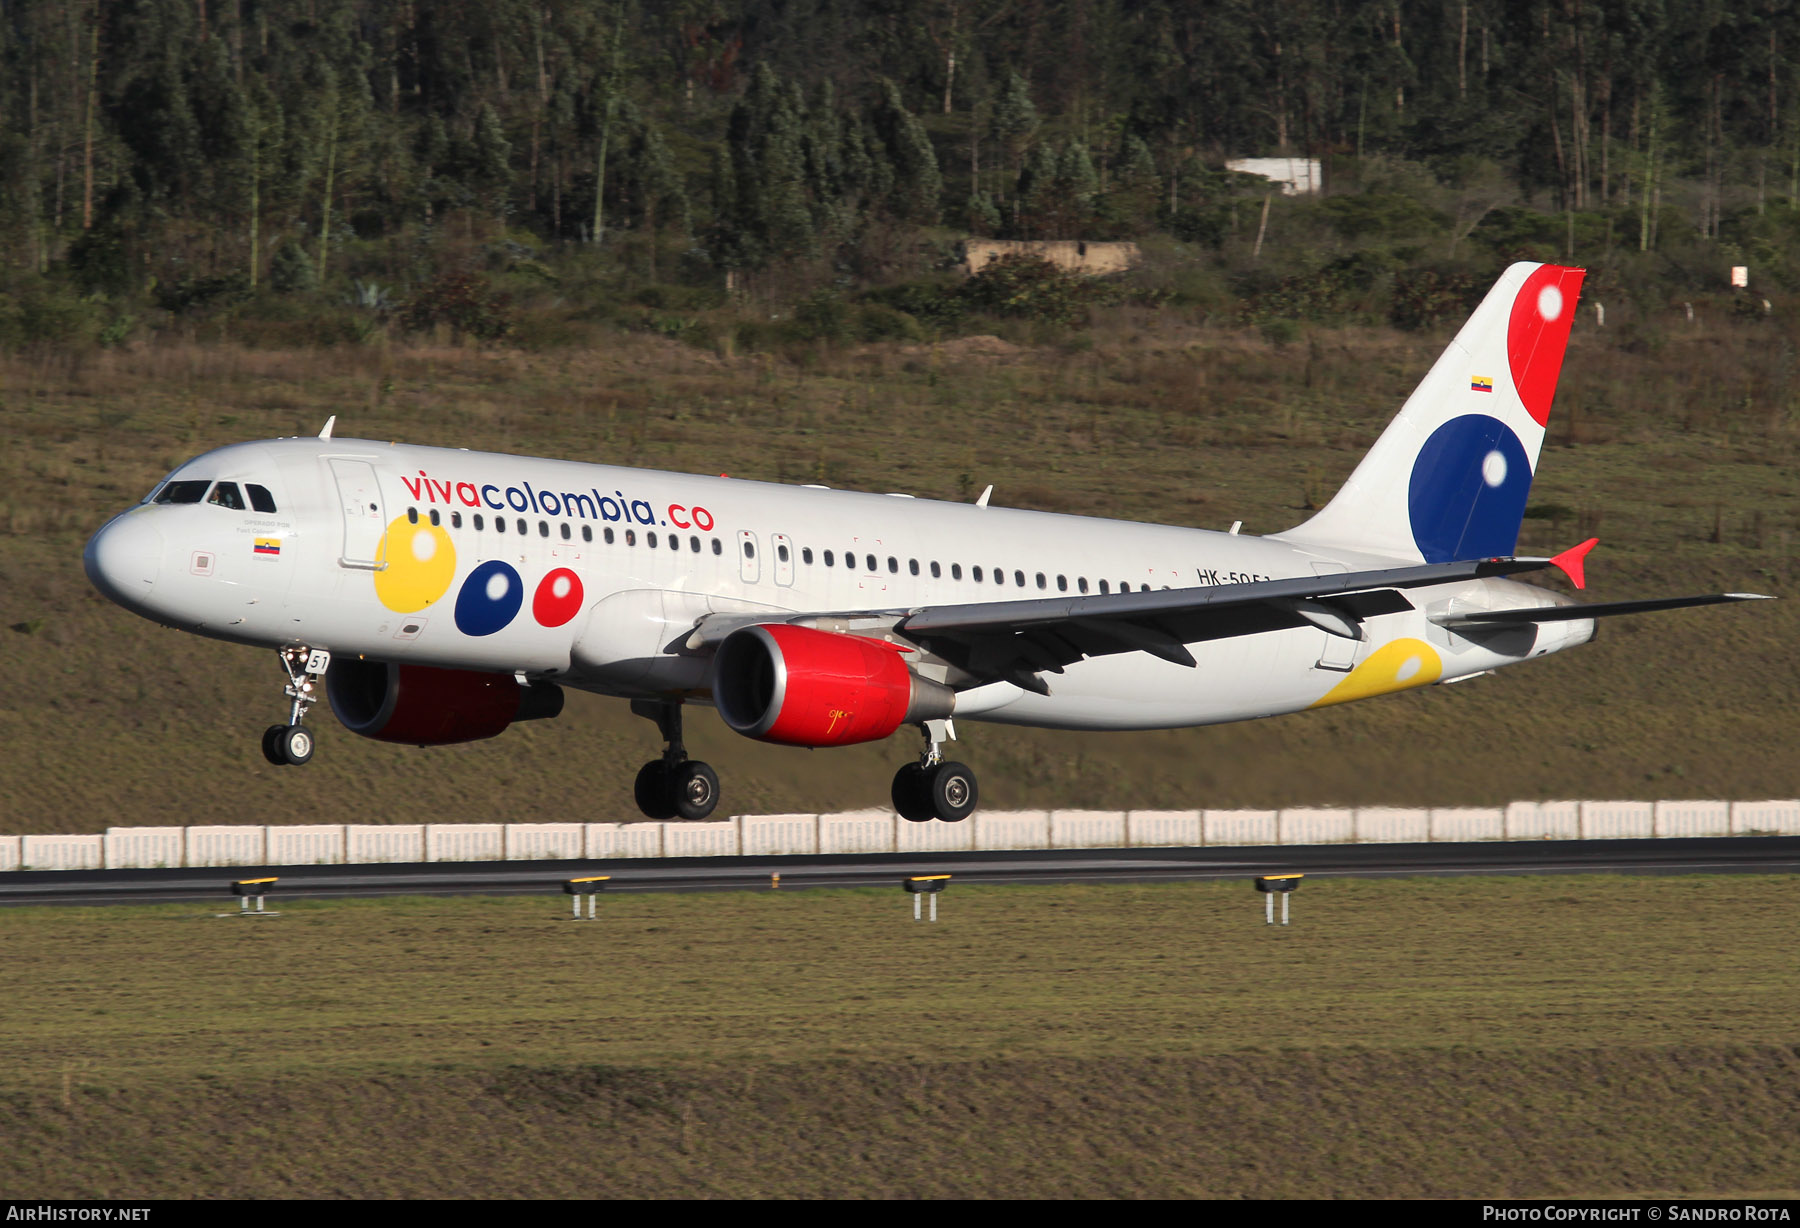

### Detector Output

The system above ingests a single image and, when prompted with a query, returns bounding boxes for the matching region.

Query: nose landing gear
[262,646,329,767]
[892,719,977,823]
[631,699,720,821]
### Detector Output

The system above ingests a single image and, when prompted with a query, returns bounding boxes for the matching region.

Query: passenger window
[1056,575,1067,592]
[625,529,636,546]
[886,557,897,574]
[910,560,920,576]
[604,527,615,544]
[429,509,441,526]
[538,521,549,538]
[668,534,679,551]
[560,523,571,540]
[744,541,755,559]
[515,518,526,534]
[1099,580,1109,594]
[711,538,722,555]
[451,511,462,529]
[1077,577,1088,593]
[952,564,963,580]
[803,547,814,564]
[824,550,835,566]
[689,536,700,552]
[1015,570,1026,587]
[930,562,941,578]
[407,507,419,524]
[865,554,876,572]
[496,517,507,534]
[474,514,485,531]
[207,482,246,510]
[246,483,277,513]
[648,531,659,548]
[582,525,592,542]
[155,480,210,504]
[972,566,983,582]
[1036,572,1046,590]
[779,544,790,563]
[994,569,1005,586]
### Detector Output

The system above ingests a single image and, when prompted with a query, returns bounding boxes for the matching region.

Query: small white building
[1226,157,1322,196]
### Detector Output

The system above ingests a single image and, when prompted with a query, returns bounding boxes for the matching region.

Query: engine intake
[328,659,563,746]
[712,624,953,747]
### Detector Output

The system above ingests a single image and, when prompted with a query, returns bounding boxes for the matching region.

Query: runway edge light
[1254,873,1303,926]
[902,874,951,923]
[563,875,610,920]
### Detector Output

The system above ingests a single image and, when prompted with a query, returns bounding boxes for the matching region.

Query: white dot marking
[1537,284,1563,321]
[1481,449,1508,488]
[411,531,436,562]
[1396,656,1422,682]
[552,575,571,599]
[486,572,510,601]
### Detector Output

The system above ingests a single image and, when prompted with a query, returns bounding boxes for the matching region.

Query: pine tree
[869,79,941,225]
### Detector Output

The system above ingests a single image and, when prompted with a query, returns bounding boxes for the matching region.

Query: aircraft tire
[633,761,678,821]
[928,761,977,823]
[891,763,934,822]
[261,725,287,766]
[672,761,720,822]
[277,725,315,766]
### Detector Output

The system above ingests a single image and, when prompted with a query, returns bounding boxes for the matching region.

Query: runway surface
[2,835,1798,907]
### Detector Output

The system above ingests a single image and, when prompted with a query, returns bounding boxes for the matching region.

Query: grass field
[0,876,1796,1197]
[0,311,1796,833]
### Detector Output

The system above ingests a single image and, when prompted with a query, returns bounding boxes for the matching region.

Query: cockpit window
[246,484,277,513]
[207,482,246,510]
[154,480,211,505]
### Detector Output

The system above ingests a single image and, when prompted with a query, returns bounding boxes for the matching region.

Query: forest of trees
[2,0,1799,343]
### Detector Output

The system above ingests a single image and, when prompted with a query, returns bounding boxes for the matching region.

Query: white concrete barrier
[1205,809,1278,846]
[266,825,345,865]
[347,825,425,864]
[1732,799,1800,835]
[504,823,585,860]
[1654,800,1731,839]
[585,822,665,859]
[426,823,503,862]
[897,815,976,853]
[663,820,740,858]
[1355,807,1430,843]
[1581,800,1654,840]
[740,814,818,856]
[1281,807,1355,844]
[1430,808,1503,842]
[818,810,896,855]
[974,810,1049,850]
[20,834,103,871]
[1506,801,1580,840]
[104,826,185,869]
[1127,810,1202,847]
[0,836,18,872]
[186,826,266,867]
[1050,810,1126,849]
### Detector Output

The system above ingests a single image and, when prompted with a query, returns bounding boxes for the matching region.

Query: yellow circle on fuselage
[373,517,457,612]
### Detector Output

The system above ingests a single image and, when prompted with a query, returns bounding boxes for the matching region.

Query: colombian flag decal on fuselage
[253,538,281,556]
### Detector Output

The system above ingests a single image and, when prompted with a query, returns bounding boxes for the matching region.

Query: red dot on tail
[532,568,584,627]
[1508,265,1586,427]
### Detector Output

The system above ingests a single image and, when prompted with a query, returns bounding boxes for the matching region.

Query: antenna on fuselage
[975,484,993,507]
[318,416,336,440]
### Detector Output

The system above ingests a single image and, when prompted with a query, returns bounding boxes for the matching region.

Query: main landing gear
[630,699,720,822]
[262,646,329,767]
[892,719,978,823]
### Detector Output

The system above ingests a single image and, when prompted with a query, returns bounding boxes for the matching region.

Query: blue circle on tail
[454,560,524,637]
[1407,414,1532,563]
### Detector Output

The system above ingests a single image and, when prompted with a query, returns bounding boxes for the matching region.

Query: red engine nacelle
[327,659,564,745]
[712,624,953,748]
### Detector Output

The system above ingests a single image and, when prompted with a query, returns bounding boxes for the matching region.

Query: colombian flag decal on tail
[1470,375,1493,392]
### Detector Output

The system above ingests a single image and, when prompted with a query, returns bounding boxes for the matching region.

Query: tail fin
[1276,262,1586,563]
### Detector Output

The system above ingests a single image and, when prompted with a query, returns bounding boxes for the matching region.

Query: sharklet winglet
[318,415,337,440]
[1549,537,1599,590]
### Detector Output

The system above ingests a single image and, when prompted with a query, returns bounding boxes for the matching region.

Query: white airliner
[84,263,1767,823]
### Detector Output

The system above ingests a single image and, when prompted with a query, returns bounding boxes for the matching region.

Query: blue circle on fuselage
[454,560,524,636]
[1407,414,1533,564]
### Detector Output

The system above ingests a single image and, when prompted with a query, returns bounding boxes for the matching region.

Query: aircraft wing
[1430,592,1771,628]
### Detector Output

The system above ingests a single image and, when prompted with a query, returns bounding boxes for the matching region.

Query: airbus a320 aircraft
[85,263,1767,823]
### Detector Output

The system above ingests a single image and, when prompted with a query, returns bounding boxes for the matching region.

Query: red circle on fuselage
[532,568,585,627]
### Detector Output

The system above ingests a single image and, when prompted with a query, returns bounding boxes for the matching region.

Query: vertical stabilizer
[1275,261,1585,562]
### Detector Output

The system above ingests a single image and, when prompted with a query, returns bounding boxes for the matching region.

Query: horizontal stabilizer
[1432,592,1773,629]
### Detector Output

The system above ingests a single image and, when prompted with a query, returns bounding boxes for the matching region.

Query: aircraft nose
[84,512,164,608]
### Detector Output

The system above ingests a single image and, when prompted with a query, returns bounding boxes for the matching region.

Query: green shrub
[400,271,514,342]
